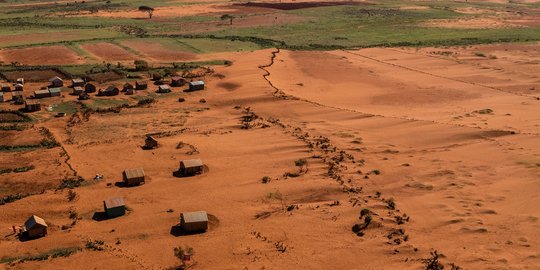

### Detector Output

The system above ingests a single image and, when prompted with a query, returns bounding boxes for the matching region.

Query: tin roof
[35,89,49,95]
[72,78,84,83]
[49,88,61,93]
[25,215,48,229]
[26,100,40,105]
[189,81,205,86]
[12,91,23,96]
[124,168,145,179]
[136,81,147,85]
[49,76,63,82]
[159,84,170,90]
[104,197,125,209]
[181,159,203,168]
[182,211,208,223]
[73,86,84,91]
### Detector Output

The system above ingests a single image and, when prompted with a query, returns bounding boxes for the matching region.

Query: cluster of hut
[20,139,208,240]
[1,73,206,113]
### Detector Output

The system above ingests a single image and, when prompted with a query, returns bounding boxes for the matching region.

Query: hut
[157,85,171,93]
[16,78,24,85]
[122,168,145,186]
[103,197,126,219]
[12,91,24,104]
[25,100,41,112]
[72,78,85,87]
[72,86,84,95]
[14,83,24,91]
[180,211,208,232]
[34,89,51,99]
[0,92,3,102]
[123,82,134,92]
[188,81,205,91]
[152,73,162,81]
[49,76,63,87]
[135,81,147,90]
[178,159,204,176]
[171,76,186,87]
[125,88,134,95]
[78,92,90,100]
[99,86,119,96]
[144,136,158,149]
[1,83,11,92]
[85,83,97,93]
[22,215,48,239]
[49,88,61,97]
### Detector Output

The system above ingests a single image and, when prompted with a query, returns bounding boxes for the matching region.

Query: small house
[123,82,134,92]
[0,92,4,102]
[125,88,134,95]
[157,85,171,93]
[49,76,63,87]
[1,83,11,92]
[178,159,204,176]
[98,86,119,96]
[25,100,41,112]
[72,78,85,87]
[188,81,205,91]
[78,92,90,100]
[16,78,24,85]
[122,168,145,186]
[135,81,147,90]
[171,76,186,87]
[14,83,23,91]
[180,211,208,232]
[152,73,162,81]
[103,197,126,219]
[12,91,24,104]
[49,88,61,97]
[22,215,48,239]
[72,86,84,95]
[34,89,51,99]
[144,136,158,149]
[85,83,97,93]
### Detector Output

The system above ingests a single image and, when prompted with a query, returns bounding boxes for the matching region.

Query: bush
[294,158,307,167]
[261,176,271,184]
[85,240,105,251]
[134,60,149,71]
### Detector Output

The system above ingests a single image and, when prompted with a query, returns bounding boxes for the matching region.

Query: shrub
[422,251,444,270]
[67,190,78,202]
[173,246,194,261]
[294,158,307,167]
[360,208,370,217]
[134,60,149,71]
[85,240,105,251]
[261,176,271,184]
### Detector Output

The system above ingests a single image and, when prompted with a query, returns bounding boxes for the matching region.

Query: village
[1,0,540,268]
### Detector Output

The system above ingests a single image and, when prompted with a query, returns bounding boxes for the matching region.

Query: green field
[0,0,538,61]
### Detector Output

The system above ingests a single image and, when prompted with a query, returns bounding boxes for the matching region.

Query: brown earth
[1,70,65,82]
[0,44,539,270]
[80,43,139,62]
[0,46,84,65]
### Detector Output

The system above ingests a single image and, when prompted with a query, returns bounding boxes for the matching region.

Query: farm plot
[0,45,84,65]
[80,42,139,61]
[120,38,198,62]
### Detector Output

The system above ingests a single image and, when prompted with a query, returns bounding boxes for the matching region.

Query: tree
[134,60,149,71]
[220,14,234,25]
[138,5,154,19]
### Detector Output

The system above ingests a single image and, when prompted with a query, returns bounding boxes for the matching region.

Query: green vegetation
[53,101,79,114]
[0,247,81,263]
[0,165,35,174]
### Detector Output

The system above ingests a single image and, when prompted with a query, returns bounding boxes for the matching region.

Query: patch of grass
[53,101,79,114]
[474,51,486,57]
[475,108,494,114]
[0,165,35,174]
[267,190,283,200]
[0,247,81,263]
